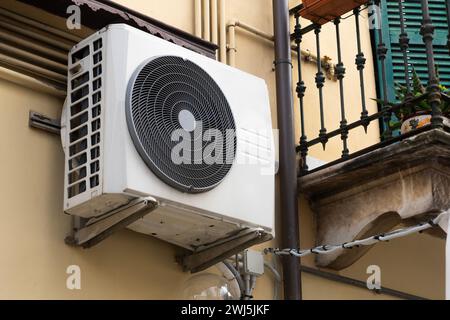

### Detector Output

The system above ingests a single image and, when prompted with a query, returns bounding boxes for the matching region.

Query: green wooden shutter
[377,0,450,103]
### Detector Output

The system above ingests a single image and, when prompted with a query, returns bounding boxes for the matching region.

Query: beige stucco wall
[0,0,445,299]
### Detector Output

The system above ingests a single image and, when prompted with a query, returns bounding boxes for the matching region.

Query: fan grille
[126,56,236,193]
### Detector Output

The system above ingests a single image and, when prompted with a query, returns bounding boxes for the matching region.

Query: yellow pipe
[194,0,202,38]
[210,0,218,45]
[202,0,210,41]
[218,0,227,63]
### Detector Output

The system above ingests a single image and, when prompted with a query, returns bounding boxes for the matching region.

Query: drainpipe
[272,0,302,300]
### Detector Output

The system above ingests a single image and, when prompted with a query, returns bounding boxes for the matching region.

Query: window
[375,0,450,102]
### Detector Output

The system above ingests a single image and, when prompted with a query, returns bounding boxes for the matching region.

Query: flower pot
[400,112,450,134]
[299,0,368,25]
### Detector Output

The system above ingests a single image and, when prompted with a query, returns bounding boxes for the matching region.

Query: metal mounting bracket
[178,229,273,273]
[65,197,158,248]
[29,111,61,135]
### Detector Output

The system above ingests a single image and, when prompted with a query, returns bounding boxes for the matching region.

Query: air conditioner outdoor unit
[61,24,275,262]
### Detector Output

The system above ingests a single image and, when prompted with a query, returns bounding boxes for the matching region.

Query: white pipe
[243,274,251,300]
[225,258,243,269]
[264,261,281,300]
[194,0,202,38]
[231,20,274,42]
[216,262,241,300]
[264,261,281,282]
[227,20,236,67]
[202,0,210,41]
[210,0,218,45]
[226,20,335,74]
[218,0,226,63]
[249,275,257,298]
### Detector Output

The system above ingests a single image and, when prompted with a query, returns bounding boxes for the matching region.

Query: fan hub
[178,109,197,133]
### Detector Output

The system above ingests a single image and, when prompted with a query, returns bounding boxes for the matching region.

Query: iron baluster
[294,14,309,173]
[398,0,412,96]
[334,17,349,158]
[375,0,392,139]
[314,25,328,149]
[420,0,443,129]
[354,7,369,131]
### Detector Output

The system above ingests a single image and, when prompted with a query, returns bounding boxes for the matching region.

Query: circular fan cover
[126,56,236,193]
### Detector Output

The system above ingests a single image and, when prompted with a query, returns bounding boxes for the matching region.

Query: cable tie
[342,242,351,249]
[310,248,319,255]
[322,245,328,251]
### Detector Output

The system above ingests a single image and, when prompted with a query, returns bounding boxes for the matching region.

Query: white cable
[264,211,449,258]
[243,274,252,300]
[216,262,242,300]
[248,275,257,300]
[264,261,281,300]
[264,261,281,283]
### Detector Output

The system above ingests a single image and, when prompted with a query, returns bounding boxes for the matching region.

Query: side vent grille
[66,36,104,200]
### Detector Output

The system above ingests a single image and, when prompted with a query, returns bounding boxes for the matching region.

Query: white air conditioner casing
[62,24,275,251]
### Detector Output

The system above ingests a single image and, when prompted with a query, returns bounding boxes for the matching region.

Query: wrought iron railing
[292,0,450,175]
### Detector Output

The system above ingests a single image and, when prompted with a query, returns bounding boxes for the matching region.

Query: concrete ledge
[299,129,450,270]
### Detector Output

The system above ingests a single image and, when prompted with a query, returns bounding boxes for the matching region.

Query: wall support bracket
[178,229,273,273]
[29,110,61,135]
[65,197,158,248]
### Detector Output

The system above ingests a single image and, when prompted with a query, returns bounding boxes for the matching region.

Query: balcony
[292,0,450,269]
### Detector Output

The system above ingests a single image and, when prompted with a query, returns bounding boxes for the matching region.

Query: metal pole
[272,0,301,300]
[420,0,443,129]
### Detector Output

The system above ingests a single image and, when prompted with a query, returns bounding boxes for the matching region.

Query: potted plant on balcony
[377,69,450,135]
[299,0,368,25]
